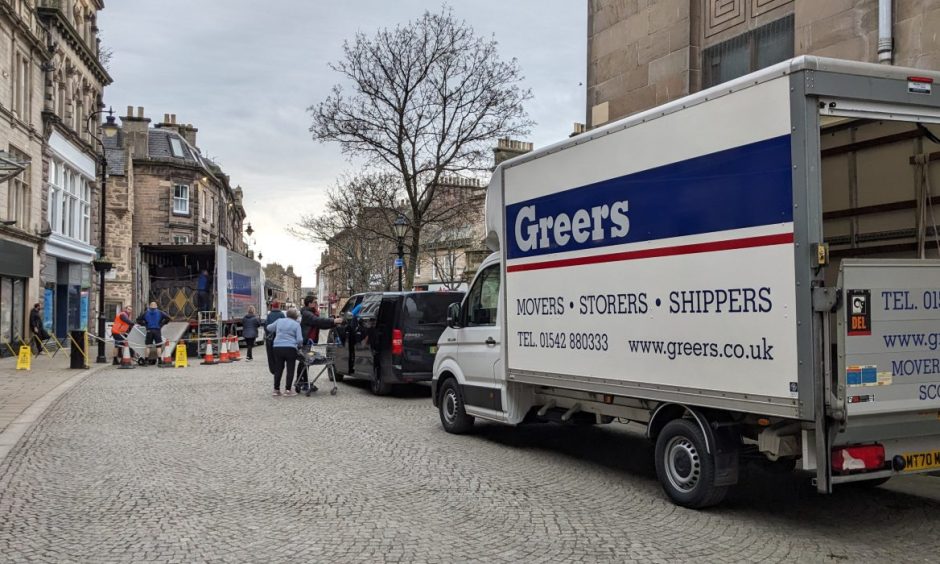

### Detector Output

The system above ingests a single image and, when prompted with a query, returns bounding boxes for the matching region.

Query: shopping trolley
[294,344,338,397]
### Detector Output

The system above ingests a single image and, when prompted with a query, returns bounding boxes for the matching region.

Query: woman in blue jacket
[263,301,286,375]
[266,308,303,396]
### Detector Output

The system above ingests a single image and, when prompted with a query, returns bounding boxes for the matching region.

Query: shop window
[702,15,794,89]
[173,184,190,215]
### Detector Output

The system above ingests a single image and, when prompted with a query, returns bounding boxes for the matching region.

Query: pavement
[0,349,109,440]
[1,351,940,562]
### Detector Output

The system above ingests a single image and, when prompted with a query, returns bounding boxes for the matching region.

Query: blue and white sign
[394,258,404,268]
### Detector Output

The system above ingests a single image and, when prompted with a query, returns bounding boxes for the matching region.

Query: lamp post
[86,106,115,364]
[392,214,408,292]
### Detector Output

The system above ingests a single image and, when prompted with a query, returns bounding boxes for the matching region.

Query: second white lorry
[432,56,940,507]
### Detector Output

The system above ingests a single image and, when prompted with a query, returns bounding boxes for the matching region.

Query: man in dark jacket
[263,301,285,375]
[241,306,263,361]
[196,270,211,312]
[296,296,343,391]
[137,302,170,365]
[29,303,49,354]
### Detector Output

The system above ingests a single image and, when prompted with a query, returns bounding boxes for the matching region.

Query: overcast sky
[99,1,587,286]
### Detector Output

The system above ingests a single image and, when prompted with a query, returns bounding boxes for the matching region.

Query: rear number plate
[429,346,437,354]
[902,450,940,472]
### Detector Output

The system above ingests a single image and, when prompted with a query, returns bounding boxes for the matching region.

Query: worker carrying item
[111,306,135,366]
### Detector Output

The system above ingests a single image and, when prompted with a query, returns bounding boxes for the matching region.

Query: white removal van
[431,57,940,508]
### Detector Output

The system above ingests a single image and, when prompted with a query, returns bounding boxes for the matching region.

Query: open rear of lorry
[435,56,940,508]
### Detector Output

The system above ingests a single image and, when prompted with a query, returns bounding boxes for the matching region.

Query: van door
[400,292,465,377]
[331,294,363,375]
[455,264,502,411]
[353,293,383,378]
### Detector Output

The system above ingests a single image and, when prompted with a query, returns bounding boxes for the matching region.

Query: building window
[173,184,189,215]
[169,137,184,158]
[6,146,30,227]
[47,157,91,243]
[12,52,30,119]
[172,234,190,244]
[702,15,794,89]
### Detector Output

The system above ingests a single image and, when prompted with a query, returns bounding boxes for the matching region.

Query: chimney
[569,123,586,138]
[155,112,180,134]
[179,122,199,147]
[492,138,534,168]
[121,105,151,159]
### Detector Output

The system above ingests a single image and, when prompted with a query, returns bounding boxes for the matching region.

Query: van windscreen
[402,293,462,327]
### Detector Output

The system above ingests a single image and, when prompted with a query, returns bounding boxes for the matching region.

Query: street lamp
[86,106,116,364]
[392,214,408,292]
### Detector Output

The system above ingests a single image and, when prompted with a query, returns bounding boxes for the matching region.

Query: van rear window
[403,293,463,326]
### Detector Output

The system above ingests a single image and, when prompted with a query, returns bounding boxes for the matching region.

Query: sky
[99,1,587,286]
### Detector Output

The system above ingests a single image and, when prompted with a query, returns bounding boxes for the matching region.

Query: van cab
[328,291,464,395]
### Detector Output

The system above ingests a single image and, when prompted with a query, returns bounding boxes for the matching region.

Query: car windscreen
[402,293,463,328]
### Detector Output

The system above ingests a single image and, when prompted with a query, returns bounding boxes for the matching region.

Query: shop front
[0,239,32,355]
[43,131,97,339]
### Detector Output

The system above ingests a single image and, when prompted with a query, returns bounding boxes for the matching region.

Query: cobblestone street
[1,354,940,563]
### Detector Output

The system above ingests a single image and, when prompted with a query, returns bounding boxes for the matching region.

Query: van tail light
[831,444,885,474]
[392,329,403,356]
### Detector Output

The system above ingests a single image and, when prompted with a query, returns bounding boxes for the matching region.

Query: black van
[328,291,464,395]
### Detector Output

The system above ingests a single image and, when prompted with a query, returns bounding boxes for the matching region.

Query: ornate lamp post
[392,214,408,291]
[86,106,116,364]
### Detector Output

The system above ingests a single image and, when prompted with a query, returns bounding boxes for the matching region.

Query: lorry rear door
[836,260,940,474]
[454,264,503,410]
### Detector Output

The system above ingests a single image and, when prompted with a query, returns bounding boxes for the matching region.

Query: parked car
[328,291,465,395]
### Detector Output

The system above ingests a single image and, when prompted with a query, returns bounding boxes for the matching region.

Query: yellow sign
[16,346,31,371]
[174,343,188,368]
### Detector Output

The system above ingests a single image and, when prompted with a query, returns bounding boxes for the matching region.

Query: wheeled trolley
[295,344,338,396]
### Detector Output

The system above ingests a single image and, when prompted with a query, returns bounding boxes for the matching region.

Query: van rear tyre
[439,379,474,434]
[370,368,391,396]
[654,419,728,509]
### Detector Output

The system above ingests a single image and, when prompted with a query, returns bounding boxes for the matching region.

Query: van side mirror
[447,302,462,328]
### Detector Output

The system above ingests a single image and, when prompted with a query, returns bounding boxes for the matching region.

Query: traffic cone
[118,343,135,369]
[218,337,231,364]
[231,336,241,361]
[201,341,217,365]
[160,339,175,367]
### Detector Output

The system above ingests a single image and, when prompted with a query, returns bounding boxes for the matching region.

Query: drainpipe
[878,0,893,64]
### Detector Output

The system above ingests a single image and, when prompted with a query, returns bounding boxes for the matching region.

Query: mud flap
[688,407,740,487]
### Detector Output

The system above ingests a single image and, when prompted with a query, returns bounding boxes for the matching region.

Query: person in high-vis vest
[111,306,135,365]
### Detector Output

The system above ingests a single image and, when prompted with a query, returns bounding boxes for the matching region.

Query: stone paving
[1,352,940,563]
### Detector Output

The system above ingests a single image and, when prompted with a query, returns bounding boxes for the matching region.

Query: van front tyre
[654,418,728,509]
[439,379,474,434]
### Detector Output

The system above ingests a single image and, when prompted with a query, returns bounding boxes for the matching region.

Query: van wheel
[370,367,391,396]
[654,419,728,509]
[439,379,474,434]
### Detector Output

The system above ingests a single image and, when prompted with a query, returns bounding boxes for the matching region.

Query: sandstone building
[587,0,940,127]
[262,262,301,309]
[1,0,111,351]
[101,107,247,318]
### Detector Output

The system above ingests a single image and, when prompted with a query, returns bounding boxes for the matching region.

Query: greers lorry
[432,57,940,507]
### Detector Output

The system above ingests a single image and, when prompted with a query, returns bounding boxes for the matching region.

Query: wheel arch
[648,403,741,487]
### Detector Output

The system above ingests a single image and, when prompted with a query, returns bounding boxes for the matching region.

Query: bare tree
[310,7,532,287]
[290,173,400,293]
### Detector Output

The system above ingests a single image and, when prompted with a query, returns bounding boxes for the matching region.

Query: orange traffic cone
[201,341,217,365]
[218,337,231,364]
[118,343,135,369]
[231,336,241,361]
[160,339,175,367]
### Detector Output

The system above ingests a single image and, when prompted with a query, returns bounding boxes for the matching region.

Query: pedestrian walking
[241,306,263,361]
[263,301,285,375]
[29,303,50,354]
[111,305,135,365]
[137,302,170,365]
[267,308,303,396]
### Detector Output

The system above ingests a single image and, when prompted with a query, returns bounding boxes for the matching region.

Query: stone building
[413,139,533,291]
[101,107,248,317]
[0,0,111,351]
[587,0,940,127]
[262,262,301,309]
